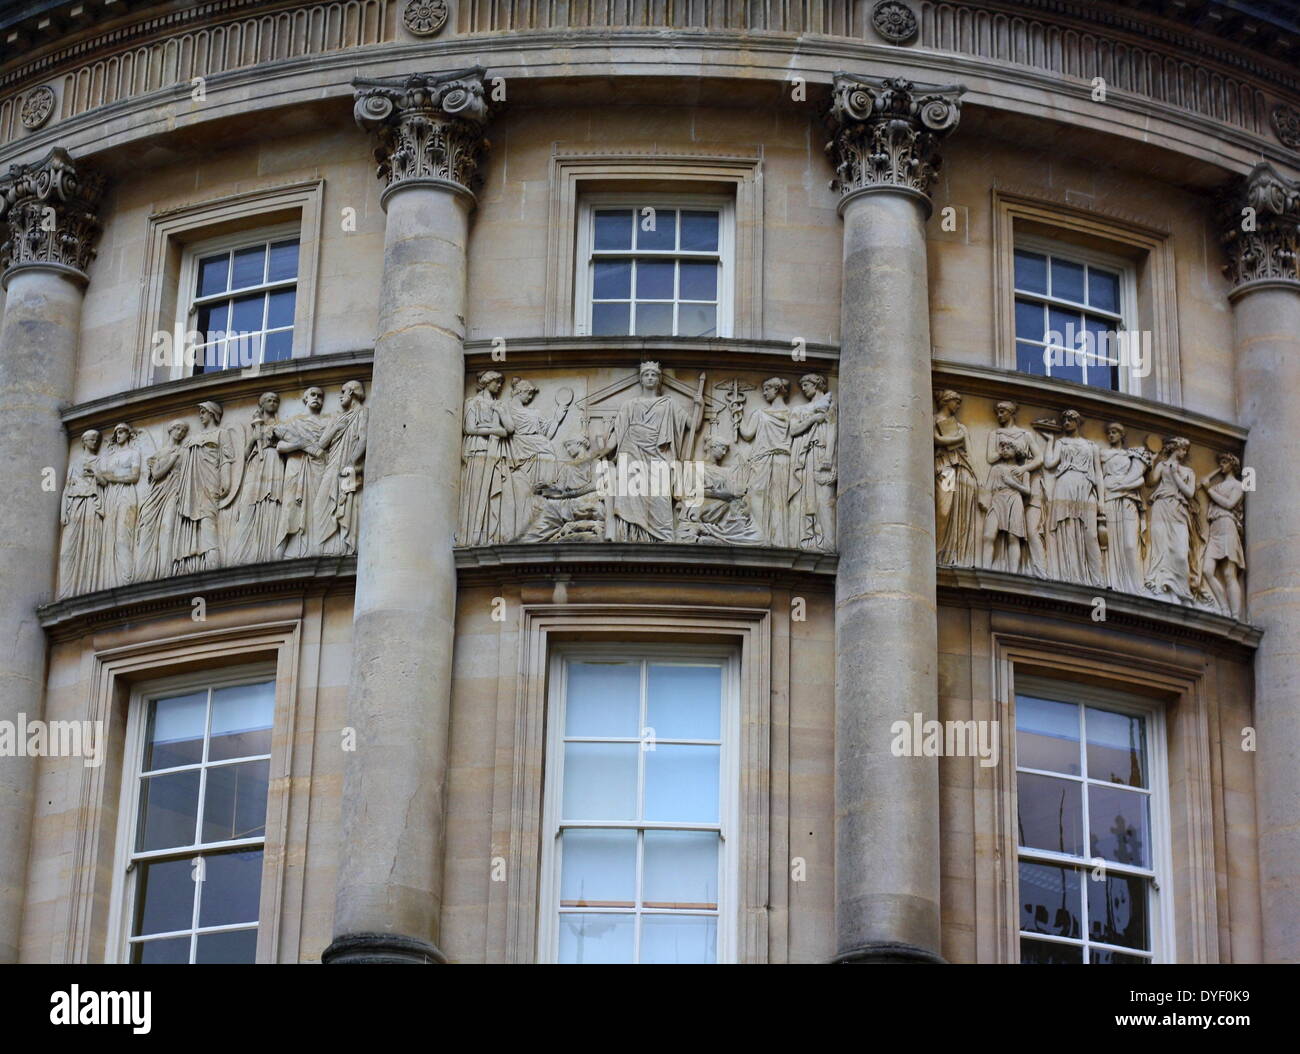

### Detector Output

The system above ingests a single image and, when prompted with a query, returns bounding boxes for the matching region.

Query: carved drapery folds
[933,392,1247,621]
[0,146,104,280]
[1221,162,1300,288]
[455,363,838,552]
[352,68,493,197]
[824,73,963,207]
[55,381,368,599]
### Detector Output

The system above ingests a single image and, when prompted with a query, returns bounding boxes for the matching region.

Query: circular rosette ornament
[403,0,449,37]
[20,86,56,130]
[871,1,919,46]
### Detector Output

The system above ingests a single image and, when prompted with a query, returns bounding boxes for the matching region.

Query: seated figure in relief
[516,435,606,543]
[677,437,761,545]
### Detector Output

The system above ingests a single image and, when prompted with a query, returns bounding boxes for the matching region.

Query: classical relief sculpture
[738,378,793,549]
[507,377,571,539]
[1200,453,1246,620]
[933,390,980,567]
[1143,437,1204,604]
[95,423,142,588]
[986,401,1046,577]
[677,437,762,546]
[136,421,188,582]
[314,380,368,557]
[57,430,103,598]
[275,387,329,559]
[517,435,605,543]
[1039,409,1105,589]
[789,374,837,551]
[981,437,1032,573]
[459,370,515,546]
[229,393,287,565]
[176,401,234,574]
[1099,422,1152,595]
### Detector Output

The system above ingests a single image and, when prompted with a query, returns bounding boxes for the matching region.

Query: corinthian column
[0,147,103,962]
[827,74,963,963]
[1222,162,1300,964]
[324,69,492,964]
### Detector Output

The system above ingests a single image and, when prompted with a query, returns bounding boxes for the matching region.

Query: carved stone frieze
[0,146,104,279]
[825,74,964,205]
[55,381,368,599]
[1221,162,1300,287]
[353,68,493,195]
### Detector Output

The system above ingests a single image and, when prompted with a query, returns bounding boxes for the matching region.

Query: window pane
[1085,359,1119,391]
[201,759,270,843]
[133,936,190,964]
[644,744,719,823]
[1046,307,1080,356]
[1086,707,1147,787]
[593,260,631,299]
[195,927,258,964]
[647,664,721,740]
[230,293,265,336]
[640,915,716,964]
[635,260,674,300]
[1016,695,1080,775]
[1020,937,1083,964]
[1089,873,1149,951]
[195,303,229,346]
[193,343,226,375]
[1091,948,1149,964]
[145,691,207,770]
[680,210,719,252]
[636,209,676,251]
[1019,860,1082,939]
[209,682,274,762]
[1050,257,1086,302]
[677,303,717,338]
[1016,341,1046,376]
[1017,772,1083,856]
[133,857,195,936]
[565,661,640,738]
[197,253,230,297]
[643,830,718,908]
[558,913,634,964]
[679,260,717,301]
[231,245,266,289]
[1089,267,1120,313]
[634,302,673,336]
[226,332,261,370]
[1014,249,1048,294]
[137,770,200,851]
[562,742,638,821]
[560,828,637,908]
[267,240,299,282]
[591,301,630,336]
[1014,297,1044,342]
[263,329,293,364]
[594,210,633,251]
[266,289,296,330]
[198,849,263,928]
[1088,784,1150,868]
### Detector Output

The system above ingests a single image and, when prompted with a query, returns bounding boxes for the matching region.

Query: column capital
[824,73,964,215]
[0,146,105,287]
[353,67,495,208]
[1221,162,1300,294]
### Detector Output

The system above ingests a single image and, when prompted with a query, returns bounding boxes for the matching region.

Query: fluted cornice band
[0,146,104,285]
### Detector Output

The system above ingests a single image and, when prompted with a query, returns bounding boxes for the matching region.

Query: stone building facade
[0,0,1296,964]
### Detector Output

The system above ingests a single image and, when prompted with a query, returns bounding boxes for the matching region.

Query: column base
[831,942,946,964]
[322,933,447,964]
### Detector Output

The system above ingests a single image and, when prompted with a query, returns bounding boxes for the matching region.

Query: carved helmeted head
[197,401,223,428]
[110,422,133,446]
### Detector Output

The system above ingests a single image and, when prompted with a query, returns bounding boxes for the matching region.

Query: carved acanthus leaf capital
[0,146,105,281]
[352,67,494,196]
[824,74,964,207]
[1221,162,1300,288]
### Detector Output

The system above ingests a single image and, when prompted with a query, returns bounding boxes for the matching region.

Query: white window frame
[574,193,736,339]
[1012,234,1140,395]
[1012,675,1174,964]
[106,662,278,964]
[171,223,304,379]
[537,642,741,964]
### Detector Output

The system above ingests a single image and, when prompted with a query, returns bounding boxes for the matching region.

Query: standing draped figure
[230,394,284,565]
[314,380,368,556]
[506,378,569,540]
[1144,437,1200,603]
[788,374,837,552]
[459,370,515,545]
[95,423,142,588]
[136,421,188,582]
[177,401,235,574]
[934,390,980,567]
[739,378,792,549]
[1099,423,1150,595]
[1040,410,1105,588]
[57,430,104,598]
[274,387,329,559]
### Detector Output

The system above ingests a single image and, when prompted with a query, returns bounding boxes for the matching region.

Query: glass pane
[1016,341,1045,376]
[133,857,195,936]
[640,915,717,964]
[226,332,261,370]
[594,210,633,251]
[1085,358,1119,391]
[133,936,190,964]
[1086,707,1147,787]
[137,770,200,851]
[1091,948,1149,964]
[1018,860,1082,939]
[1020,937,1083,964]
[643,830,719,908]
[634,302,674,336]
[263,329,293,364]
[194,343,226,375]
[1088,784,1150,867]
[196,253,229,297]
[1047,306,1081,355]
[266,289,296,330]
[195,303,229,345]
[562,742,638,821]
[679,260,717,301]
[1089,873,1149,951]
[635,260,674,300]
[1089,267,1120,313]
[1050,257,1086,302]
[565,661,640,738]
[267,239,299,282]
[231,245,266,289]
[1014,249,1048,294]
[209,682,274,762]
[593,260,631,299]
[647,664,722,740]
[680,210,719,252]
[1017,772,1083,856]
[198,849,263,928]
[559,829,637,908]
[677,303,717,338]
[591,301,630,336]
[635,208,676,251]
[201,759,270,843]
[145,691,207,770]
[230,293,265,336]
[557,913,634,964]
[195,927,258,964]
[644,744,719,823]
[1014,297,1044,342]
[1015,695,1080,775]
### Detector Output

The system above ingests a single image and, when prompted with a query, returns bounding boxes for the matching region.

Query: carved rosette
[0,146,104,280]
[20,86,56,130]
[871,1,919,45]
[402,0,449,36]
[352,68,492,199]
[1271,104,1300,151]
[1221,162,1300,288]
[825,74,964,209]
